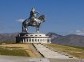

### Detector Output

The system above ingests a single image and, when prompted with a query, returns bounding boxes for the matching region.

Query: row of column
[22,38,51,43]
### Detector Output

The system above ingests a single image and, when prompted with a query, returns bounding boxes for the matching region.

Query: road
[34,44,76,59]
[0,55,83,62]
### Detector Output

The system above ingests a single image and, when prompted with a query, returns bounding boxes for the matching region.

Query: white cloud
[17,19,25,22]
[75,30,84,35]
[76,30,81,32]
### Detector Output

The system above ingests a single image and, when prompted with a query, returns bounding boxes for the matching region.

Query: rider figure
[29,8,39,19]
[29,8,39,24]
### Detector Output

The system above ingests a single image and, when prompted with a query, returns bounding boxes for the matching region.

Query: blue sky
[0,0,84,35]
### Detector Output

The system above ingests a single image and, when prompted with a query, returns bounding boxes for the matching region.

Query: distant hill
[47,32,62,41]
[0,33,18,43]
[47,32,84,47]
[0,32,84,47]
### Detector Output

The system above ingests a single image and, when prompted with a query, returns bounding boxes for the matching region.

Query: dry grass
[0,44,42,57]
[45,44,84,59]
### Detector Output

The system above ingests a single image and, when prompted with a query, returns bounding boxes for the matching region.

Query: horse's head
[38,15,45,22]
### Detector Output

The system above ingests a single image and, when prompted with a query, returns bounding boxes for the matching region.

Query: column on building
[27,38,28,43]
[27,38,30,43]
[35,38,37,43]
[29,38,31,43]
[23,38,24,43]
[25,38,26,43]
[47,38,51,43]
[32,38,34,43]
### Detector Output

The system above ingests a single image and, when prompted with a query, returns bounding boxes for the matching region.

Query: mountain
[0,32,84,47]
[47,32,84,47]
[0,33,18,43]
[46,32,62,41]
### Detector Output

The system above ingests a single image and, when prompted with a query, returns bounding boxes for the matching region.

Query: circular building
[16,33,51,43]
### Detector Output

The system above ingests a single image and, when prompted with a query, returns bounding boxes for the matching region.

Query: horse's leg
[36,25,40,33]
[22,23,25,32]
[22,25,23,32]
[22,23,28,33]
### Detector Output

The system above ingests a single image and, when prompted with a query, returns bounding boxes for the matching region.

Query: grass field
[0,46,29,56]
[1,43,83,58]
[0,43,42,57]
[45,44,84,59]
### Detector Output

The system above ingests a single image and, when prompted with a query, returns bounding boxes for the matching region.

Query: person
[29,8,39,19]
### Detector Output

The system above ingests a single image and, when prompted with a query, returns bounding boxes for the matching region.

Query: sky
[0,0,84,35]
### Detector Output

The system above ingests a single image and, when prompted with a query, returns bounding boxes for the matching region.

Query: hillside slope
[47,32,84,47]
[0,32,84,47]
[0,33,18,43]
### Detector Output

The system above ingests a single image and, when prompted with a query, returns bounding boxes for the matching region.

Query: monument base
[16,32,51,43]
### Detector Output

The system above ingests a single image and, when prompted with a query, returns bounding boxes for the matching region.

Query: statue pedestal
[16,32,51,43]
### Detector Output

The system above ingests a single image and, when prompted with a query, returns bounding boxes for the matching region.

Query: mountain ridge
[47,32,84,47]
[0,32,84,47]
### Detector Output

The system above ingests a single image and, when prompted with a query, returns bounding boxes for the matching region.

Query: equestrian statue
[22,8,45,33]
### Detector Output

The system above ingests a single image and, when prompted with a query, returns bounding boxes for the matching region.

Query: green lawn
[0,47,29,57]
[45,44,84,59]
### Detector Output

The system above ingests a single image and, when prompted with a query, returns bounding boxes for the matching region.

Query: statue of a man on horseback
[22,8,45,33]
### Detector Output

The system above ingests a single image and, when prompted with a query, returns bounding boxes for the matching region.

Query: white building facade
[16,33,51,43]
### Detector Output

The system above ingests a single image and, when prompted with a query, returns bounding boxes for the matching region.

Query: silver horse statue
[22,8,45,33]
